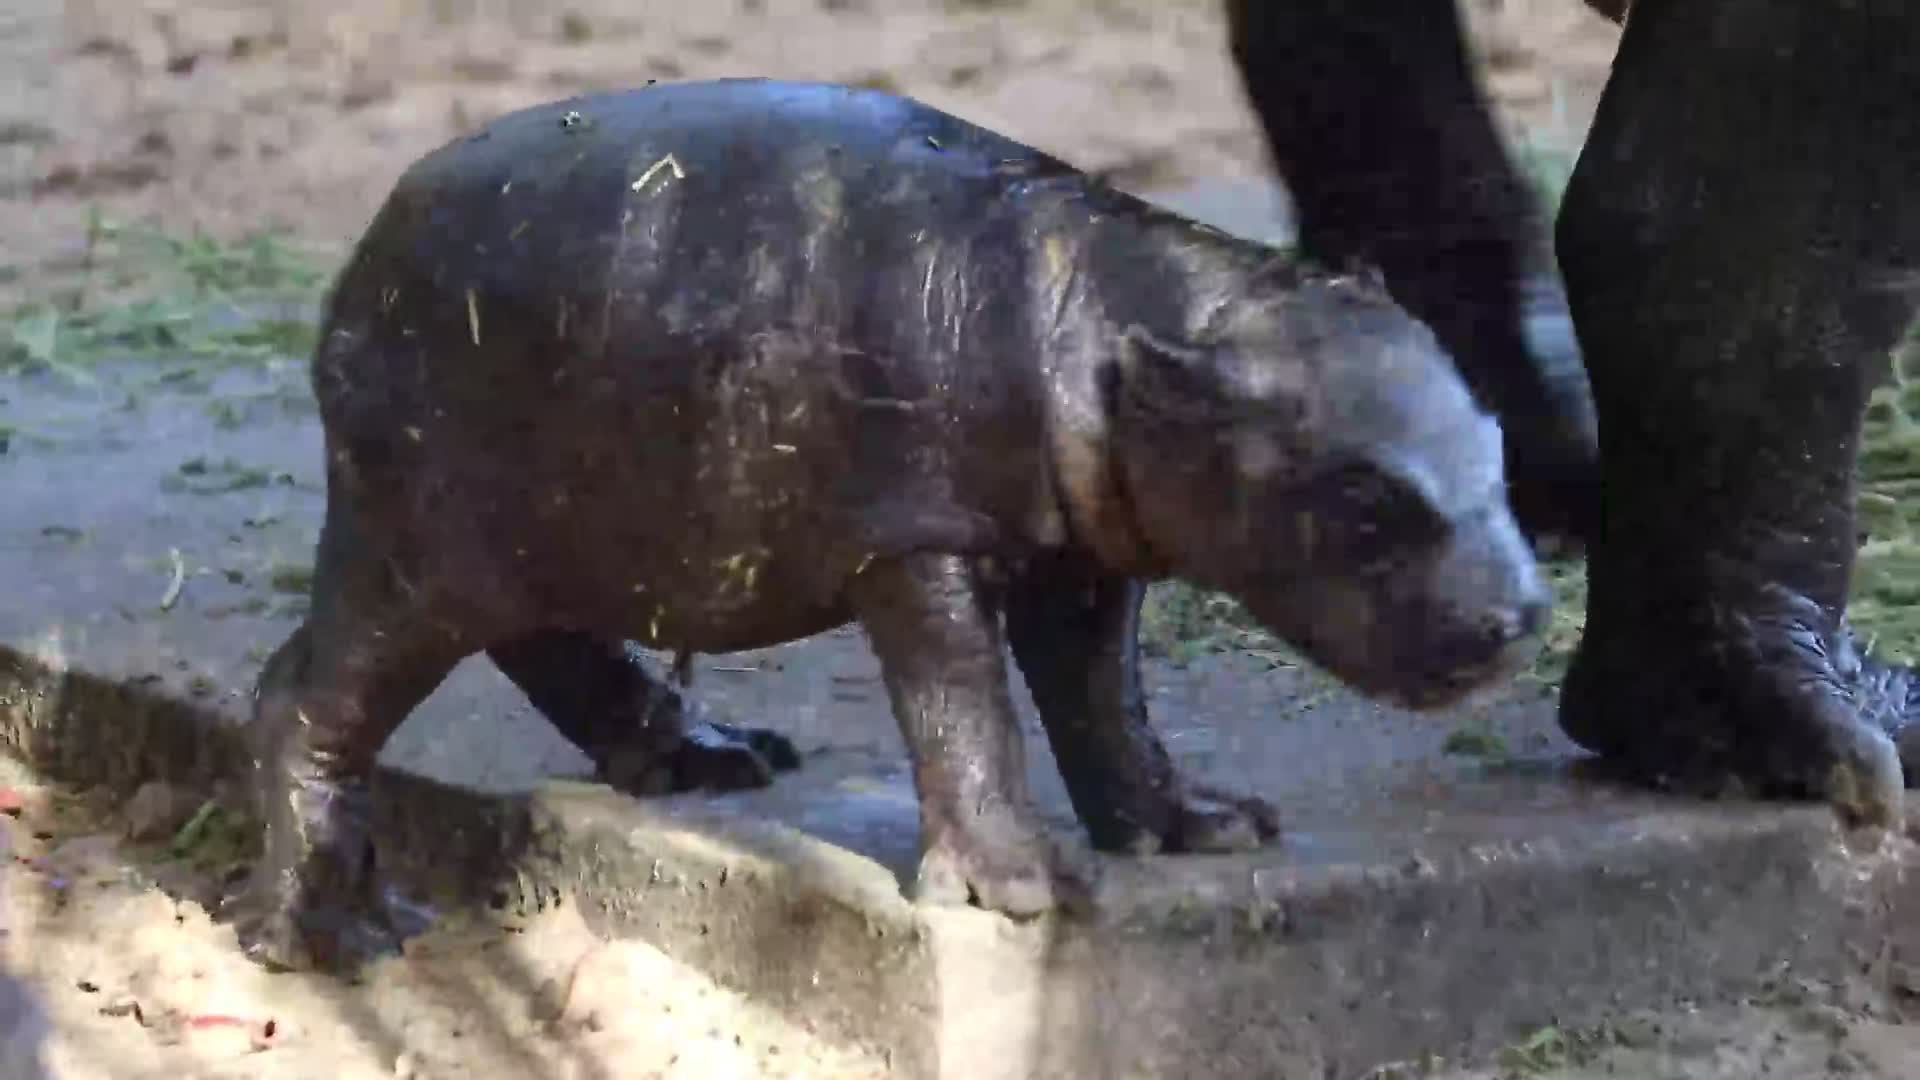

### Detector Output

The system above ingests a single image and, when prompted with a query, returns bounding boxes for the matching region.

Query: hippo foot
[912,806,1092,919]
[599,720,802,797]
[1560,587,1905,828]
[701,720,805,772]
[221,810,403,976]
[1165,783,1281,852]
[219,758,408,974]
[1088,782,1282,857]
[223,874,404,975]
[1834,625,1920,779]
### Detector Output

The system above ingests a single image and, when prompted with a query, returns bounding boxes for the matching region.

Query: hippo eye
[1307,465,1447,566]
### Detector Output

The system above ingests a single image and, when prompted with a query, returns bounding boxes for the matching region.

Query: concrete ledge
[14,636,1910,1079]
[455,776,1920,1080]
[1,641,252,796]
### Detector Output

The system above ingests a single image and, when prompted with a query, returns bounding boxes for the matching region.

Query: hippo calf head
[1112,273,1549,709]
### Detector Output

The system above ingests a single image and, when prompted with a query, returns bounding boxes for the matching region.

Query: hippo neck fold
[1016,183,1292,580]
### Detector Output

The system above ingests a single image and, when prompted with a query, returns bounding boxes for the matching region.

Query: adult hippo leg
[224,502,470,972]
[1224,0,1599,552]
[851,553,1086,916]
[485,631,800,796]
[1005,554,1280,854]
[1555,0,1920,818]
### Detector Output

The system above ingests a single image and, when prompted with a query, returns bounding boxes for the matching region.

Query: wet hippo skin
[222,80,1549,972]
[1227,0,1920,820]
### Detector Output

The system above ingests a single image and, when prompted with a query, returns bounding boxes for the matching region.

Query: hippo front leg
[850,553,1088,917]
[1006,555,1280,855]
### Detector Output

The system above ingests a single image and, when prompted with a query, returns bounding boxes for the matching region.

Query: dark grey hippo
[221,79,1548,972]
[1227,0,1920,821]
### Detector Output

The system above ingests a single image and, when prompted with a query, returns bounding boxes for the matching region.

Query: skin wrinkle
[1028,222,1153,574]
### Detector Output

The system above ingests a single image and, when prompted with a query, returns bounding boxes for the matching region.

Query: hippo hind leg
[484,630,800,795]
[1005,554,1280,855]
[223,504,471,973]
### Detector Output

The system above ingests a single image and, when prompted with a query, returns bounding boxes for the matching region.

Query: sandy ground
[9,1,1917,1078]
[1,0,1622,305]
[5,769,1917,1080]
[2,770,894,1079]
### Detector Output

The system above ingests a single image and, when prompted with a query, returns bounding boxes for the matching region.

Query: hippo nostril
[1479,604,1545,647]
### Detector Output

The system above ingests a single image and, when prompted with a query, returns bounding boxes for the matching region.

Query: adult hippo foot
[911,804,1093,919]
[1560,585,1906,829]
[1540,0,1920,831]
[1834,625,1920,781]
[598,718,802,797]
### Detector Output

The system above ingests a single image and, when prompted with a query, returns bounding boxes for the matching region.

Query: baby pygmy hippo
[223,79,1546,972]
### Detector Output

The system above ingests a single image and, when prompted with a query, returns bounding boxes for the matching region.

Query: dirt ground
[6,769,1918,1080]
[5,1,1918,1078]
[2,771,895,1080]
[1,0,1621,306]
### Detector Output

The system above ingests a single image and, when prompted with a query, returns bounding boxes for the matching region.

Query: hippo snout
[1476,602,1548,654]
[1245,498,1550,711]
[1401,592,1551,707]
[1393,508,1552,706]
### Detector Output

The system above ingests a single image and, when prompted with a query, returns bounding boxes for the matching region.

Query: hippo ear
[1115,324,1233,421]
